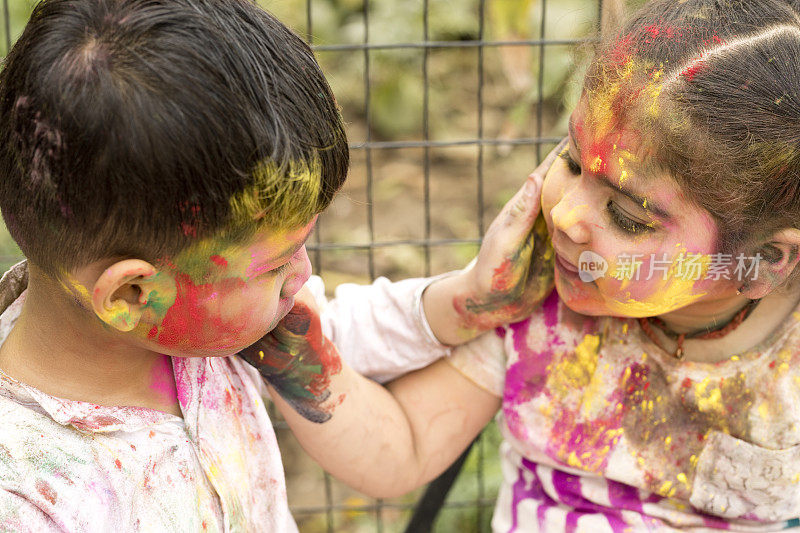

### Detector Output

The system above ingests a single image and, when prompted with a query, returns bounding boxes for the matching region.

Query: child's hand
[423,140,565,345]
[238,286,342,423]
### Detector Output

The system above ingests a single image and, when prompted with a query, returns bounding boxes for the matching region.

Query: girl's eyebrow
[568,117,671,221]
[597,175,671,220]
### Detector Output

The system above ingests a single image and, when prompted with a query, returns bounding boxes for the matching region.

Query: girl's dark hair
[0,0,348,276]
[587,0,800,255]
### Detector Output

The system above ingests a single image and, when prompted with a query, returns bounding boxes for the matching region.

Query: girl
[249,0,800,530]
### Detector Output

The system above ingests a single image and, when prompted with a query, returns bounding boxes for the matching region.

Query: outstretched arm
[240,296,501,498]
[313,141,563,385]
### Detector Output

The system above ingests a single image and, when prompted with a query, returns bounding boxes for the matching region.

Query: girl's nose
[550,194,591,245]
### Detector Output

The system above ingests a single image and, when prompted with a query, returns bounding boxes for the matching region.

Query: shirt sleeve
[445,329,507,397]
[310,275,453,383]
[0,491,62,532]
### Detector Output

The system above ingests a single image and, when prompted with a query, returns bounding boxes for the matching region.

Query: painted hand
[453,140,566,330]
[239,287,342,423]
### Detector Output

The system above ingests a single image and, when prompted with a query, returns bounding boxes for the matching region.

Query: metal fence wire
[1,0,611,531]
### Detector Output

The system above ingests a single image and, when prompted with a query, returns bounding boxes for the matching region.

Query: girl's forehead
[571,98,646,152]
[567,98,718,237]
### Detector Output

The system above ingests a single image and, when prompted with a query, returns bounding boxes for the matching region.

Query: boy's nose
[281,246,312,298]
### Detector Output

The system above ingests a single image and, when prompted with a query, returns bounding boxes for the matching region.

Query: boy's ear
[91,259,157,332]
[740,228,800,300]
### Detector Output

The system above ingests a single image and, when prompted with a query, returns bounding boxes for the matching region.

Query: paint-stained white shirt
[449,289,800,532]
[0,263,450,532]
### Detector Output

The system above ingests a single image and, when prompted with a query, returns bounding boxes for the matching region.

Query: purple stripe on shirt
[509,458,558,533]
[607,478,644,514]
[550,468,629,533]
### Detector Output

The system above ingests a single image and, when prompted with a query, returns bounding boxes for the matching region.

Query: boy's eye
[607,200,653,235]
[559,149,582,175]
[270,262,292,276]
[250,261,291,279]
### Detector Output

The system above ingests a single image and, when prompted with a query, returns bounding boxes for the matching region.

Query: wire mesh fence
[1,0,610,530]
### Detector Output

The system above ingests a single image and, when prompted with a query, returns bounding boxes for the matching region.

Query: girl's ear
[740,228,800,300]
[91,259,157,332]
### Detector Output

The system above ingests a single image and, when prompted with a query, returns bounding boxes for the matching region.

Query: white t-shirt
[0,263,450,531]
[449,289,800,532]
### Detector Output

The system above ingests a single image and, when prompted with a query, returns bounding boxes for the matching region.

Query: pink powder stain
[149,354,178,405]
[546,390,626,473]
[175,359,223,410]
[503,292,562,440]
[172,358,192,409]
[504,291,626,472]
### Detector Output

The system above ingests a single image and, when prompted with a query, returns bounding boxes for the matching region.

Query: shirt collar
[0,260,183,433]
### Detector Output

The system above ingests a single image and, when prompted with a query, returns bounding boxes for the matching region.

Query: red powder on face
[155,273,251,351]
[586,138,617,175]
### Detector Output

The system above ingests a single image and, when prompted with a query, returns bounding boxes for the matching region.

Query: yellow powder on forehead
[229,156,323,230]
[587,59,666,126]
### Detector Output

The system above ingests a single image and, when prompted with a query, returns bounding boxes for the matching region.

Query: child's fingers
[503,137,568,226]
[540,137,568,173]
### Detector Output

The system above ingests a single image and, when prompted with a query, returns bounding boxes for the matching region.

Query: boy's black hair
[0,0,348,276]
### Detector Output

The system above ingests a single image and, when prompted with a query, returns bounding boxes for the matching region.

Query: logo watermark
[578,251,608,282]
[576,252,761,282]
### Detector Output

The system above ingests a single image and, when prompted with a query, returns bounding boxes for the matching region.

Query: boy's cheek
[142,275,276,353]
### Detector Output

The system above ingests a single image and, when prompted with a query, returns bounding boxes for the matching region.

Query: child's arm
[240,296,501,498]
[313,141,564,384]
[421,140,564,345]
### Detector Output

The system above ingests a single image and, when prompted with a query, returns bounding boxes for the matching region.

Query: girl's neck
[658,293,754,335]
[651,289,800,364]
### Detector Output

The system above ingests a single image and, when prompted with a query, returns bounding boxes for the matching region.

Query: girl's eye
[559,149,582,175]
[607,200,653,235]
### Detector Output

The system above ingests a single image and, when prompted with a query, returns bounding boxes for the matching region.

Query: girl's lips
[555,252,579,274]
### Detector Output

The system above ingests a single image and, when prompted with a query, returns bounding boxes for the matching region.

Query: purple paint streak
[509,458,557,533]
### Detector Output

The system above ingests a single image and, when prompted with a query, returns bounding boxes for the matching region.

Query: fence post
[600,0,624,38]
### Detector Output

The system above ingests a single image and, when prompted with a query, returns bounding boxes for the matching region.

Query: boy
[0,0,549,530]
